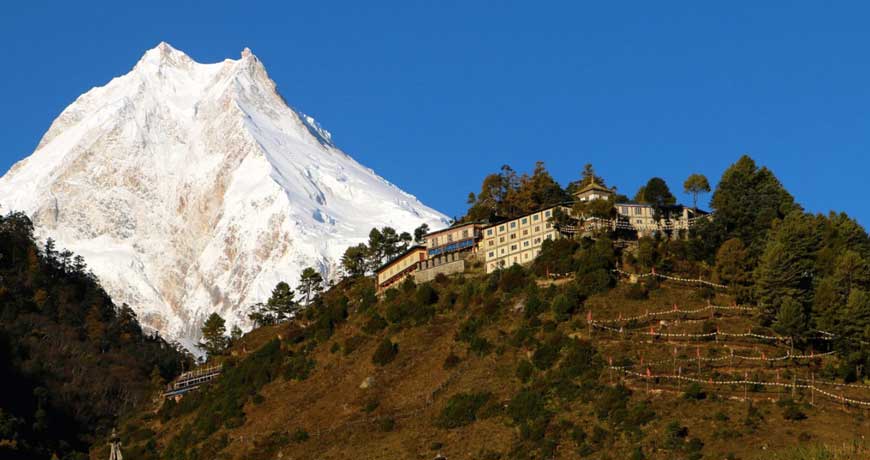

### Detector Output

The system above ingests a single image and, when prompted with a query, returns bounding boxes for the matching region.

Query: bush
[372,338,398,366]
[624,283,649,300]
[551,294,574,322]
[516,360,534,383]
[778,398,807,421]
[436,392,492,428]
[443,352,461,370]
[363,399,380,413]
[291,428,309,443]
[507,388,549,424]
[378,417,396,432]
[469,336,493,356]
[416,283,439,305]
[362,313,388,334]
[683,382,707,400]
[498,265,529,293]
[343,334,367,356]
[532,337,563,370]
[284,352,316,381]
[575,269,613,297]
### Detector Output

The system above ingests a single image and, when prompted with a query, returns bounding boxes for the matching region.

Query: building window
[487,229,493,236]
[499,236,505,243]
[488,240,494,246]
[500,248,506,254]
[510,233,517,239]
[544,210,551,217]
[534,226,540,232]
[510,222,517,228]
[511,244,517,251]
[533,215,539,221]
[499,225,505,232]
[545,223,551,229]
[523,229,529,235]
[462,230,469,238]
[634,207,641,216]
[488,251,495,257]
[521,217,528,224]
[534,237,541,244]
[524,241,530,247]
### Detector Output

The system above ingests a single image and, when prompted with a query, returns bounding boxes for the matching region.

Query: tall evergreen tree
[755,211,822,323]
[683,173,711,211]
[266,281,298,321]
[341,244,368,279]
[199,313,228,358]
[298,267,324,304]
[702,155,797,262]
[773,297,807,353]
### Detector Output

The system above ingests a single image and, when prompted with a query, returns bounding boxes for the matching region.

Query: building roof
[573,178,612,196]
[482,204,567,231]
[423,220,486,238]
[375,245,426,273]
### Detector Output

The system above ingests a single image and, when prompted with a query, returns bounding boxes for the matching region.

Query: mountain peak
[0,44,448,350]
[136,41,192,69]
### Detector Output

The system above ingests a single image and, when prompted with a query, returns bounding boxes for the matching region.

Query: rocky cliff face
[0,42,447,348]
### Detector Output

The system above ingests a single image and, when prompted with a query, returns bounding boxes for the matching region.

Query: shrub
[291,428,309,443]
[778,398,807,421]
[443,352,461,370]
[551,294,574,322]
[416,283,439,305]
[516,360,534,383]
[362,313,388,334]
[532,337,563,370]
[575,269,613,297]
[343,334,367,356]
[498,265,528,293]
[378,417,396,432]
[469,336,493,356]
[436,392,492,428]
[372,338,398,366]
[284,352,316,381]
[363,399,379,413]
[624,283,649,300]
[683,382,707,400]
[507,388,549,424]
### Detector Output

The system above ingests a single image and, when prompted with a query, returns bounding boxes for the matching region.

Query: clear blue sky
[2,2,868,225]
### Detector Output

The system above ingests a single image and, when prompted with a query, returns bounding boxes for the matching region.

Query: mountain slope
[0,42,448,347]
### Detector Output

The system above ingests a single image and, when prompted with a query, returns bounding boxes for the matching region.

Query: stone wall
[414,252,466,283]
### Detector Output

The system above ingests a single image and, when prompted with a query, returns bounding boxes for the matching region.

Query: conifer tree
[298,267,324,304]
[773,297,806,353]
[199,313,228,358]
[266,281,298,321]
[755,211,821,322]
[683,173,711,211]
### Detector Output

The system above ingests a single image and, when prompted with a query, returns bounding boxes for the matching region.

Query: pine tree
[341,244,368,279]
[414,223,430,243]
[755,211,821,323]
[199,313,228,358]
[266,281,298,321]
[773,297,806,353]
[683,173,711,211]
[298,267,324,304]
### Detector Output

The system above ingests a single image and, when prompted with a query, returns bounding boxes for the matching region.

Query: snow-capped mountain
[0,42,448,348]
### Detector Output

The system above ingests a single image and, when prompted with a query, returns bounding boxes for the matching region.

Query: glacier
[0,42,448,349]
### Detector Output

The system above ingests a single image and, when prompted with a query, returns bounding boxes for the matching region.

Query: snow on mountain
[0,42,448,349]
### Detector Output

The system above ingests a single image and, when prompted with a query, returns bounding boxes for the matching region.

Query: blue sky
[2,2,868,225]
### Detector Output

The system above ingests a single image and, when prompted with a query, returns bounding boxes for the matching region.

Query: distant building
[481,206,565,273]
[375,245,427,294]
[615,203,707,237]
[422,222,486,258]
[572,178,614,202]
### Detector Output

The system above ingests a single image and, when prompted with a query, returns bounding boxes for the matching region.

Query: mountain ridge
[0,42,448,349]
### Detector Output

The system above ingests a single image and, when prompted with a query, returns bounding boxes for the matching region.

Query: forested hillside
[0,212,191,460]
[115,156,870,459]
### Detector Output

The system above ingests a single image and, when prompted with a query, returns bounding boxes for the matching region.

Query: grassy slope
[116,277,870,460]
